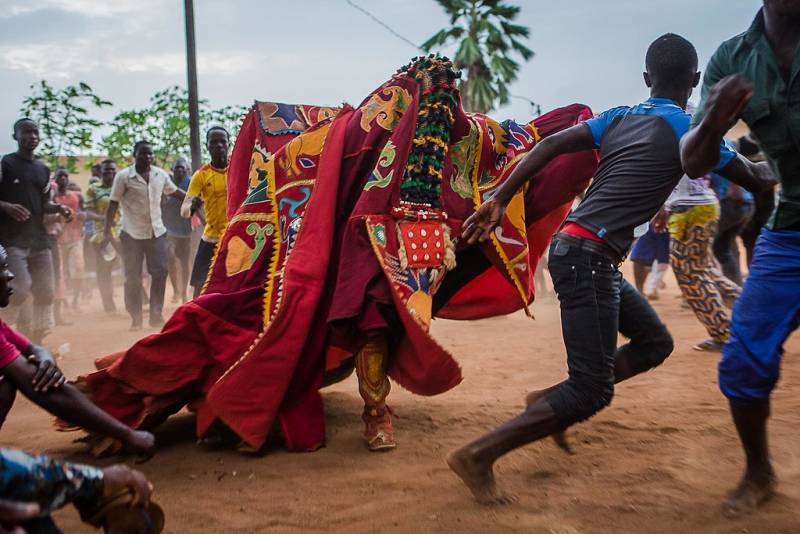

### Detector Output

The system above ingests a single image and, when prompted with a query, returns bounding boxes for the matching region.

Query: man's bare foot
[525,389,572,454]
[446,447,515,505]
[722,473,776,517]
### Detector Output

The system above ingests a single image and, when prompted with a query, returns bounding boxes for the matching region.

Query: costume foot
[149,316,165,328]
[362,407,397,451]
[525,389,572,454]
[129,321,142,332]
[446,448,514,505]
[722,474,776,518]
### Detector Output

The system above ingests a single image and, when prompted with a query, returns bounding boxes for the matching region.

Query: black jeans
[545,236,674,425]
[120,231,168,324]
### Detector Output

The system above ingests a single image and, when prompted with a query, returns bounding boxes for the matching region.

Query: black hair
[133,140,152,155]
[206,126,229,141]
[645,33,698,88]
[12,117,37,137]
[100,158,115,166]
[54,166,68,175]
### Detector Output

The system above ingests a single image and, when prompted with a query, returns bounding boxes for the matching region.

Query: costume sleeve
[582,106,630,148]
[109,172,125,203]
[692,44,730,127]
[0,448,104,514]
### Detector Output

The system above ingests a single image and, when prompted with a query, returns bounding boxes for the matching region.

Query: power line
[344,0,423,51]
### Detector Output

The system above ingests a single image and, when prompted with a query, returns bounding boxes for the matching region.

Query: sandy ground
[3,264,799,534]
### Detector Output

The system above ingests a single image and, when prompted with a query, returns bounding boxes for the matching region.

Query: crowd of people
[0,0,797,531]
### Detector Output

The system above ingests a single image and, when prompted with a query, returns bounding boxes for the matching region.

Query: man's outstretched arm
[462,123,595,245]
[681,75,753,178]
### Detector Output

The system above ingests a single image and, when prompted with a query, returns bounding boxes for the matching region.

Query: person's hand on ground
[27,349,66,393]
[0,202,30,222]
[462,197,506,245]
[703,75,754,134]
[101,465,153,507]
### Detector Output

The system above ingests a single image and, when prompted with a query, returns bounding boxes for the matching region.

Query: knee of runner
[649,325,674,368]
[567,379,615,423]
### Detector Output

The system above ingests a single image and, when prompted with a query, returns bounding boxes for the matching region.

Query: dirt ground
[3,263,799,533]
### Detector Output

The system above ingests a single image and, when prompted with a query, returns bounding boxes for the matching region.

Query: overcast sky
[0,0,763,155]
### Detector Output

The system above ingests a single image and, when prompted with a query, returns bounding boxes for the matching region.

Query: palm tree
[422,0,533,113]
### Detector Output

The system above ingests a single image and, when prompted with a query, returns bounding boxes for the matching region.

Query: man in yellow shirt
[182,127,229,298]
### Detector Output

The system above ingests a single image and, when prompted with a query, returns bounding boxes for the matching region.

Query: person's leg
[669,209,734,348]
[176,237,191,302]
[0,377,17,429]
[93,243,116,313]
[355,335,395,451]
[2,356,154,455]
[613,278,673,381]
[190,240,215,298]
[166,236,180,303]
[67,242,85,310]
[120,232,145,328]
[6,247,33,336]
[448,242,619,504]
[714,199,743,285]
[632,260,650,293]
[144,234,168,326]
[718,229,800,515]
[27,248,55,344]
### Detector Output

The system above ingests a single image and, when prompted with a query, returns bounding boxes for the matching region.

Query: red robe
[77,61,598,451]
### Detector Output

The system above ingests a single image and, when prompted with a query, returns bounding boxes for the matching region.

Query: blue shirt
[586,97,737,169]
[568,98,738,256]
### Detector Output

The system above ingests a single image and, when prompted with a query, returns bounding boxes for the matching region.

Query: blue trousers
[719,228,800,403]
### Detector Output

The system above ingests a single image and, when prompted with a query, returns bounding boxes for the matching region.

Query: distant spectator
[182,127,229,298]
[103,141,185,330]
[53,168,86,313]
[86,160,120,313]
[163,159,192,303]
[0,119,72,343]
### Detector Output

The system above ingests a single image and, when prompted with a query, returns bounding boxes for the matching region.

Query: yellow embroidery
[275,179,316,197]
[360,86,412,133]
[279,124,330,178]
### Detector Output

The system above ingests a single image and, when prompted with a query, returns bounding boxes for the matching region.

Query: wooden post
[184,0,201,171]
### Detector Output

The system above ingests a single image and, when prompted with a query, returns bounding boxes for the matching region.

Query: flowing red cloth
[74,61,597,451]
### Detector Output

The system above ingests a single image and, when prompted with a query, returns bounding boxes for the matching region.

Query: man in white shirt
[102,141,185,330]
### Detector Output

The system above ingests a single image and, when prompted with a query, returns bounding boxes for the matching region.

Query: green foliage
[421,0,533,113]
[19,81,112,172]
[100,86,246,168]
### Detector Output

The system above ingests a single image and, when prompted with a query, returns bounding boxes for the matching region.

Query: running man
[448,34,773,504]
[681,0,800,516]
[182,127,229,298]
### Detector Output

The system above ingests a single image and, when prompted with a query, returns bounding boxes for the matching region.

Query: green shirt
[693,9,800,230]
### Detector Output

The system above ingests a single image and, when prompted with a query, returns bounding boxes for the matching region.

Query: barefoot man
[681,0,800,516]
[448,34,775,504]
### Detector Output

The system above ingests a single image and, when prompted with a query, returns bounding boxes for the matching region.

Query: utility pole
[184,0,201,171]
